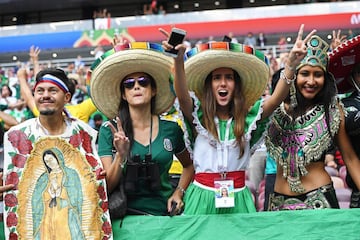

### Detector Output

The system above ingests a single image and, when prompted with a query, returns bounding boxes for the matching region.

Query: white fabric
[193,133,251,173]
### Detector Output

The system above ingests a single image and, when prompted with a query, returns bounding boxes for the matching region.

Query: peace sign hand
[108,117,130,158]
[331,29,347,50]
[288,24,317,69]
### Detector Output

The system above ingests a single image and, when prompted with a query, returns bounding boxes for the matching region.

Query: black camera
[124,154,161,192]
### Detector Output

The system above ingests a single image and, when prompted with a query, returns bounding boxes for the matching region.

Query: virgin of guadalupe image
[32,148,84,239]
[15,138,106,240]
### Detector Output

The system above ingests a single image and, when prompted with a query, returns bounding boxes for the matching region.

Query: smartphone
[164,28,187,57]
[169,200,177,217]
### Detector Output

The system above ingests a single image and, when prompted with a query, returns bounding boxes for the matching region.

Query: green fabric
[195,97,266,148]
[1,208,360,239]
[97,121,114,157]
[218,119,235,141]
[111,209,360,239]
[98,117,186,216]
[184,184,256,215]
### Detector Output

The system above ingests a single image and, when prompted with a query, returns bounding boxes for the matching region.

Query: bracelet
[280,69,296,85]
[116,153,127,169]
[120,160,126,169]
[176,186,186,196]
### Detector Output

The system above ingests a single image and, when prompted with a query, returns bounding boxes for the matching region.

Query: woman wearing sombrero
[329,34,360,208]
[162,24,315,214]
[90,41,194,217]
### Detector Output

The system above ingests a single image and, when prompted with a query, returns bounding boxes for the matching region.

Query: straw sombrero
[184,42,270,108]
[89,42,175,119]
[328,35,360,93]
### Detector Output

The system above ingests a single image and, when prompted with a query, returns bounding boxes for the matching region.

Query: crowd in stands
[0,26,356,221]
[143,0,166,15]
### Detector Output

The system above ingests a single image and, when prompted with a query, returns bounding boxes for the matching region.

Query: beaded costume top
[265,98,341,193]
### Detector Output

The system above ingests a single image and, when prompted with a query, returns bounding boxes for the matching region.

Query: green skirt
[183,182,256,215]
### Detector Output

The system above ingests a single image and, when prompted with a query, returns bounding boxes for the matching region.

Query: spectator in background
[269,57,279,77]
[93,8,111,29]
[329,35,360,208]
[143,4,153,15]
[0,85,18,114]
[257,32,267,48]
[158,4,166,15]
[93,113,104,131]
[0,69,7,86]
[347,29,356,39]
[279,52,289,69]
[277,35,287,52]
[88,112,105,145]
[94,45,105,59]
[74,55,85,72]
[68,73,86,105]
[243,32,256,48]
[228,32,239,43]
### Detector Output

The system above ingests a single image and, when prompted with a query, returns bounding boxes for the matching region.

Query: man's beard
[40,109,56,115]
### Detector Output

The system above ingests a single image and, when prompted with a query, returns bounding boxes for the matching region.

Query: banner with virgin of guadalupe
[2,119,113,240]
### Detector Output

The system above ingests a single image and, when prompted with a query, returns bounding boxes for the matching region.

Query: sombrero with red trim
[328,35,360,93]
[184,42,270,108]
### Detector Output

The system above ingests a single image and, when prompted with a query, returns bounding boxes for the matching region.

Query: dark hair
[36,68,75,97]
[294,70,336,118]
[202,69,246,157]
[42,150,59,173]
[1,85,13,97]
[93,113,103,121]
[276,67,336,136]
[349,62,360,87]
[117,73,156,152]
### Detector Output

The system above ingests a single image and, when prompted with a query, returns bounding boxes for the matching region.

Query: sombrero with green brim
[329,35,360,94]
[184,42,270,108]
[89,42,175,119]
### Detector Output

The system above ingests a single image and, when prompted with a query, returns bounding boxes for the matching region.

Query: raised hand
[29,45,41,62]
[331,29,347,50]
[108,117,130,159]
[112,34,128,49]
[288,24,317,69]
[17,68,28,80]
[159,27,187,59]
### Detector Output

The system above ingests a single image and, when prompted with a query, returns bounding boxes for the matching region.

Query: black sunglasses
[123,76,151,89]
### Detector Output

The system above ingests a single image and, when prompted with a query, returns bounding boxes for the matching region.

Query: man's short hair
[93,113,103,122]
